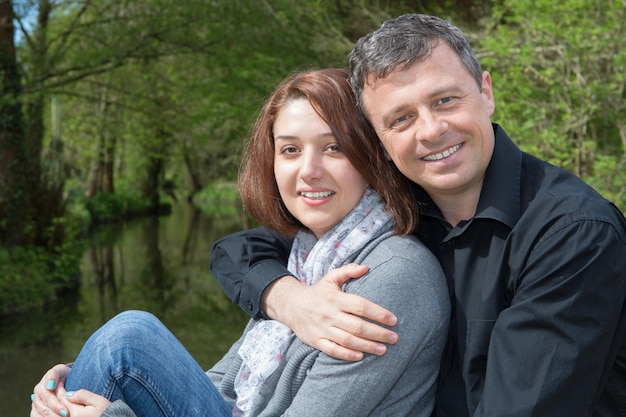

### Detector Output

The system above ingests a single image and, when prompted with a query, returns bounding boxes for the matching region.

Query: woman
[31,68,449,417]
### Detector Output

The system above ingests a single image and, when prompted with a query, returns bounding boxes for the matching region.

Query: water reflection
[0,203,249,416]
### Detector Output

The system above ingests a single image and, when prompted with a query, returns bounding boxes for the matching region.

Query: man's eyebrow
[381,105,410,125]
[379,85,465,124]
[428,85,461,97]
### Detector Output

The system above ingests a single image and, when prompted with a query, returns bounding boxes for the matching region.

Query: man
[211,14,626,416]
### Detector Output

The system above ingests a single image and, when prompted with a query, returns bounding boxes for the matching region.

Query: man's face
[361,43,496,207]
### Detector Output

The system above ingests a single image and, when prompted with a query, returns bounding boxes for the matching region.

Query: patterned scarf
[233,188,395,416]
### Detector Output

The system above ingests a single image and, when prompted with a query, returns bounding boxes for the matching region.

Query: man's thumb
[326,263,369,286]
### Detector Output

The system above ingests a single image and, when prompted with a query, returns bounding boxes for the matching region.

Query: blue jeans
[65,310,231,417]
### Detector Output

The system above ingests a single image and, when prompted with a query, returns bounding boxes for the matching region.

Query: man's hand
[262,263,398,361]
[31,364,71,417]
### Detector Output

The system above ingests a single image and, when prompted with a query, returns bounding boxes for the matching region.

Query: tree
[0,0,29,246]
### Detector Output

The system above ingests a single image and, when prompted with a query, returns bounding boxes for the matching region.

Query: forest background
[1,0,625,316]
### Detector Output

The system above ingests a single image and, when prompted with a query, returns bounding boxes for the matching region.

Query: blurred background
[1,0,624,415]
[0,203,249,415]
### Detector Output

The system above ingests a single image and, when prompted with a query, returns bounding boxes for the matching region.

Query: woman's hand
[58,386,112,417]
[262,263,399,361]
[31,364,71,417]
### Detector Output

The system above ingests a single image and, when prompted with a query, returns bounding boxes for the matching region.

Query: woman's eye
[326,144,340,152]
[281,146,299,154]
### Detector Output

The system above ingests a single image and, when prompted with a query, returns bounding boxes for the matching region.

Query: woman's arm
[284,237,450,417]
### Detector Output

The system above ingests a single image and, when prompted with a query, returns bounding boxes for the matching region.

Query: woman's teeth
[299,191,334,199]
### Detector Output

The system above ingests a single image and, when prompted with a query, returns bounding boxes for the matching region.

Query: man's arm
[210,227,399,360]
[210,227,293,318]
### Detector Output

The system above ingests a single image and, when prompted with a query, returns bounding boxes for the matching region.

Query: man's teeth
[422,144,462,161]
[300,191,334,199]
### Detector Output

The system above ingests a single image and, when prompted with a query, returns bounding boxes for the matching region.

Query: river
[0,203,250,416]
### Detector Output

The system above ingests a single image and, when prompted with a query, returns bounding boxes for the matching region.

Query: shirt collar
[475,124,521,229]
[416,124,522,230]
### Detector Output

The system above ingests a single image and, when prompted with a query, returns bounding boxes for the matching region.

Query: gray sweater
[103,233,450,417]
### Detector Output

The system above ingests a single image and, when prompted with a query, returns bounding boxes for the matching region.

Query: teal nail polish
[66,391,75,397]
[30,394,35,402]
[46,380,56,390]
[60,410,67,417]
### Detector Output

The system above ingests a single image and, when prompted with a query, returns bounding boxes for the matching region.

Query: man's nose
[415,111,448,142]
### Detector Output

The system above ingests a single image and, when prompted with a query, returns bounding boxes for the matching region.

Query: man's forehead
[363,64,403,88]
[362,70,395,97]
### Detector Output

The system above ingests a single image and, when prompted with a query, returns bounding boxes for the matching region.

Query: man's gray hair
[348,14,483,113]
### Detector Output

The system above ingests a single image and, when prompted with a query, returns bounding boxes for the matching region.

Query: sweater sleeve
[101,400,138,417]
[282,236,450,417]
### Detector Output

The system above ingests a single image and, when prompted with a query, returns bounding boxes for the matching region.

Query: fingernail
[66,391,75,397]
[60,410,68,417]
[46,380,56,390]
[30,394,35,402]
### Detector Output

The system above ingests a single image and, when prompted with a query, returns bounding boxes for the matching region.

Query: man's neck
[431,190,480,227]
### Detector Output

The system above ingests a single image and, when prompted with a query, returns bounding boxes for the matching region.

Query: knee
[112,310,158,326]
[100,310,164,343]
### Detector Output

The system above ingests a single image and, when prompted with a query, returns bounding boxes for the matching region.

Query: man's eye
[439,97,453,105]
[394,115,410,125]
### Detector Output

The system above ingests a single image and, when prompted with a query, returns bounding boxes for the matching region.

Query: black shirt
[210,124,626,416]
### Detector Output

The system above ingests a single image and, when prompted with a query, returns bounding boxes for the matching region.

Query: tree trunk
[85,143,103,198]
[141,126,170,213]
[182,141,203,200]
[102,133,116,194]
[86,87,117,196]
[19,0,54,246]
[144,154,164,213]
[0,0,28,246]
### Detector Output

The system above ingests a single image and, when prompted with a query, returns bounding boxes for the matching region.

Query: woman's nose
[299,151,323,181]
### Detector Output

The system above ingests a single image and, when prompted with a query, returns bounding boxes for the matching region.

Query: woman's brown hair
[238,68,418,237]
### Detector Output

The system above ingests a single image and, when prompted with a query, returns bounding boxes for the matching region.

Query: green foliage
[8,0,625,257]
[194,181,241,216]
[85,188,161,223]
[480,0,626,210]
[0,218,84,316]
[0,246,50,314]
[85,192,126,222]
[15,0,483,218]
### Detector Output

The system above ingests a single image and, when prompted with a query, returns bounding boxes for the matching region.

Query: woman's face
[273,98,368,238]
